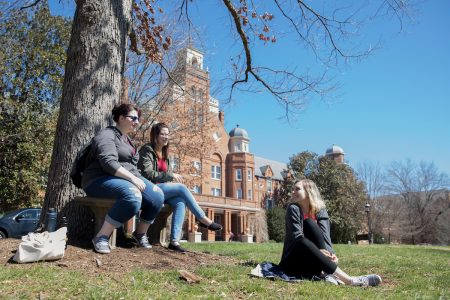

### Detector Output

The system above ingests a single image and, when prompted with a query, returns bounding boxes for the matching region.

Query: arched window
[192,57,199,68]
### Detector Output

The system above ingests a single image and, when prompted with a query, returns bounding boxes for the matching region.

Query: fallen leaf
[178,269,202,284]
[94,257,102,267]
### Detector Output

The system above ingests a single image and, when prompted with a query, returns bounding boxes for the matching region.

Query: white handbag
[13,227,67,263]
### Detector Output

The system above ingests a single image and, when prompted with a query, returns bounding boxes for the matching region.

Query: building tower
[226,125,255,201]
[325,144,345,164]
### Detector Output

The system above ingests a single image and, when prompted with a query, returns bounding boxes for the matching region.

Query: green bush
[266,206,285,242]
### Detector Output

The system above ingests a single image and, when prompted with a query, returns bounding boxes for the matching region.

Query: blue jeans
[84,176,165,228]
[158,182,206,242]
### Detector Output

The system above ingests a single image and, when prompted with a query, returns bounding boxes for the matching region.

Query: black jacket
[281,203,334,262]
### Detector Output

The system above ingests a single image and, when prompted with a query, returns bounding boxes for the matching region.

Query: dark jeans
[279,218,337,278]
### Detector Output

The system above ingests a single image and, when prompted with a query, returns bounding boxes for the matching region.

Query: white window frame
[211,188,221,196]
[267,179,273,193]
[236,188,243,199]
[247,169,252,181]
[191,161,201,176]
[247,189,253,200]
[243,143,248,153]
[211,165,221,180]
[236,169,242,181]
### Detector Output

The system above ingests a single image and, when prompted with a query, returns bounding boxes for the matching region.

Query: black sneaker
[132,232,152,249]
[168,243,187,253]
[198,222,223,231]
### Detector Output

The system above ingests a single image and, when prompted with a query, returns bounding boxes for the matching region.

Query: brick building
[149,47,289,242]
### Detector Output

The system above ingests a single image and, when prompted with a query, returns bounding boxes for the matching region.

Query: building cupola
[325,144,345,164]
[228,124,250,153]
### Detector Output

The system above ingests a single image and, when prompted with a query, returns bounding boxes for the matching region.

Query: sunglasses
[125,115,139,122]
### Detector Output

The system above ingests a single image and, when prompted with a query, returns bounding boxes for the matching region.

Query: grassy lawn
[1,242,449,299]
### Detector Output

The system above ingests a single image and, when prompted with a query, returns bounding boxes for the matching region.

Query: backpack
[70,141,92,188]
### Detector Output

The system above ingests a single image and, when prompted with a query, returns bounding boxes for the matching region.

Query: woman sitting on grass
[279,179,382,287]
[137,122,222,253]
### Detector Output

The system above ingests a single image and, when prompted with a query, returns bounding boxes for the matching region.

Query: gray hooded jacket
[81,126,140,189]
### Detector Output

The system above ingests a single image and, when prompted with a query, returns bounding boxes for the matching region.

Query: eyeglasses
[125,115,139,122]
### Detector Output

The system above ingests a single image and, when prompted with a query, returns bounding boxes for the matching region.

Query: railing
[196,194,260,211]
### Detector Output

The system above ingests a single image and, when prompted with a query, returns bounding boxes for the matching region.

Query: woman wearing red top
[138,123,222,252]
[279,179,382,286]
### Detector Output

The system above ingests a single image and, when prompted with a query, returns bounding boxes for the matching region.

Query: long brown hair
[150,122,169,160]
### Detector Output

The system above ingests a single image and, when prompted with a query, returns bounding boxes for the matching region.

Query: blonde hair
[298,179,326,215]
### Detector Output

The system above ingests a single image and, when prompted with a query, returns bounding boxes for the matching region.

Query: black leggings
[279,218,337,278]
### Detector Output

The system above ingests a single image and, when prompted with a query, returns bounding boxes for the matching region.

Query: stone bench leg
[75,197,172,248]
[148,208,172,246]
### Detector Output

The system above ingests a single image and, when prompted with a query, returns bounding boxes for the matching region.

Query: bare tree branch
[20,0,42,10]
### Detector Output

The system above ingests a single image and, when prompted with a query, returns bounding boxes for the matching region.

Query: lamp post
[365,202,372,244]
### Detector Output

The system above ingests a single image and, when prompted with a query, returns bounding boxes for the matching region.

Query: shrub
[266,206,285,242]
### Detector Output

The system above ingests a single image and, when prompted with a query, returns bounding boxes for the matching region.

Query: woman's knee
[167,182,189,194]
[144,184,165,206]
[154,186,165,204]
[122,186,143,212]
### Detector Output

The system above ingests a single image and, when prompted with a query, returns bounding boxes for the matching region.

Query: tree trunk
[41,0,132,240]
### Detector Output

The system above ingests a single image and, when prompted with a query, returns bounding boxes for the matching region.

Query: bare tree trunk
[41,0,132,239]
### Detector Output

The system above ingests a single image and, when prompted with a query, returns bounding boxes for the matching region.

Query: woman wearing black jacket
[279,179,382,287]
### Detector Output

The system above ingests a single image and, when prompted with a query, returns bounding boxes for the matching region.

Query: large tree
[356,161,386,242]
[288,151,367,243]
[8,0,414,238]
[385,160,450,244]
[42,0,133,237]
[0,3,70,212]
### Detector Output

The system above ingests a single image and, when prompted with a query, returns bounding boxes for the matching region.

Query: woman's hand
[320,249,339,264]
[130,176,146,191]
[114,167,146,191]
[329,253,339,264]
[173,173,184,183]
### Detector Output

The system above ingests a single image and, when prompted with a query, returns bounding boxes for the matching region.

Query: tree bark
[42,0,132,239]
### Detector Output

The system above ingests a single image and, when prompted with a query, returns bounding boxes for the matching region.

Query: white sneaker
[352,274,382,287]
[92,235,111,254]
[324,274,339,285]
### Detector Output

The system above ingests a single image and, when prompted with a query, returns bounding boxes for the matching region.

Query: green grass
[0,243,448,299]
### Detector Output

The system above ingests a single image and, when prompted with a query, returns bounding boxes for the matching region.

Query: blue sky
[50,1,450,175]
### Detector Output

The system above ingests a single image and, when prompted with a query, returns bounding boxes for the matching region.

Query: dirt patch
[0,238,237,276]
